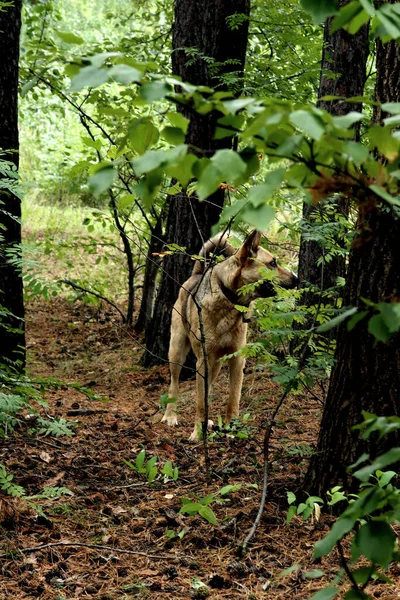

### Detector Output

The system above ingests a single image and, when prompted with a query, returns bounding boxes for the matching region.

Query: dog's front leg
[226,354,245,425]
[162,363,181,426]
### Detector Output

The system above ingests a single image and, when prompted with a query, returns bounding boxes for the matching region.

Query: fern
[36,416,76,437]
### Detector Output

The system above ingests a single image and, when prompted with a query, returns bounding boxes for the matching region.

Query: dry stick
[59,279,127,322]
[240,251,326,553]
[0,541,185,561]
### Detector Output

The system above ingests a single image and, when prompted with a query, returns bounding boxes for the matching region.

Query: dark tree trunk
[143,0,250,366]
[304,12,400,495]
[294,0,370,354]
[134,214,164,334]
[0,0,25,373]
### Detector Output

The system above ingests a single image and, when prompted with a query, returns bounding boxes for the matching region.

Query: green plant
[286,491,324,524]
[0,462,73,517]
[180,484,242,525]
[124,449,179,484]
[302,412,400,599]
[209,413,254,440]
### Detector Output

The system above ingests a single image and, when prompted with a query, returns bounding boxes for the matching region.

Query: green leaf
[352,520,395,568]
[165,154,197,188]
[198,504,217,525]
[55,30,84,44]
[301,0,339,23]
[286,505,297,524]
[161,126,186,145]
[351,566,374,586]
[88,165,115,197]
[248,168,285,207]
[167,112,189,133]
[347,310,368,331]
[343,590,370,599]
[305,570,325,579]
[368,314,391,342]
[108,64,142,85]
[287,491,296,505]
[353,448,400,481]
[129,118,159,154]
[309,587,339,600]
[211,149,247,185]
[331,1,365,33]
[132,145,188,176]
[180,501,202,514]
[332,112,364,129]
[378,302,400,333]
[314,516,355,558]
[368,125,399,161]
[317,307,357,333]
[369,184,400,206]
[240,204,275,230]
[342,141,370,163]
[196,163,223,200]
[69,65,109,92]
[290,110,325,140]
[140,81,173,102]
[135,449,145,470]
[147,466,158,483]
[381,102,400,113]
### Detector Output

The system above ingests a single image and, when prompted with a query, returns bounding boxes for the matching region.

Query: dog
[162,230,298,440]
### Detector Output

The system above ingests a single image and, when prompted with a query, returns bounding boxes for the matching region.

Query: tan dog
[162,230,298,440]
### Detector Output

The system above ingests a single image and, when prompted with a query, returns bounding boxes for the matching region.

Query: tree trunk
[143,0,250,366]
[134,214,164,334]
[0,0,25,373]
[293,0,370,355]
[304,12,400,495]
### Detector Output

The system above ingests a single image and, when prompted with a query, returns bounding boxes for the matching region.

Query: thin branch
[59,279,126,323]
[0,541,186,560]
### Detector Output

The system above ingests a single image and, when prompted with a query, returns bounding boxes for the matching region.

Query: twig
[239,251,326,553]
[337,540,360,591]
[0,541,183,560]
[58,279,126,323]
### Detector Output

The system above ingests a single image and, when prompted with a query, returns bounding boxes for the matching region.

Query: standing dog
[162,230,298,440]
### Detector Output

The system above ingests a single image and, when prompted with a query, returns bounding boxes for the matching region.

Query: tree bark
[0,0,25,373]
[143,0,250,366]
[304,10,400,495]
[294,0,370,355]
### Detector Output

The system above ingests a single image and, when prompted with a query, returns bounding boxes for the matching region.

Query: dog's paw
[161,413,178,426]
[188,420,214,442]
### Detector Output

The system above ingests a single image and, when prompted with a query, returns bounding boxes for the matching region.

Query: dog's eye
[269,258,277,268]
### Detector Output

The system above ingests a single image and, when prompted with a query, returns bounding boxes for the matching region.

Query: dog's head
[235,230,298,300]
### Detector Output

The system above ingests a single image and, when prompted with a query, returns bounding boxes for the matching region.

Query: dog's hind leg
[162,312,190,427]
[189,357,221,441]
[225,354,245,424]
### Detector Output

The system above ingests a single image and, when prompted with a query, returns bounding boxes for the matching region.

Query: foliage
[124,449,179,484]
[180,484,243,525]
[297,413,400,600]
[0,462,73,517]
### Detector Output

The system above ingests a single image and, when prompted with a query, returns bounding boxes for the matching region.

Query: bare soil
[1,298,399,599]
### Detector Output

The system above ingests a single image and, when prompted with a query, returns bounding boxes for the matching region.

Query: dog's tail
[192,233,236,275]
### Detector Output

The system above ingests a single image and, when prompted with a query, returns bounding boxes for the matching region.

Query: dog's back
[191,233,236,276]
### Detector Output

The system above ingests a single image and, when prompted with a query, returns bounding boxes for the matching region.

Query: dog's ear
[237,230,262,263]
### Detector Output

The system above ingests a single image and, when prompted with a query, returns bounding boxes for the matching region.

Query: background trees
[0,0,25,373]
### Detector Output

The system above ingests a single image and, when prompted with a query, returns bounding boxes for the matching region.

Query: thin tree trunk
[304,8,400,495]
[143,0,250,366]
[0,0,25,373]
[134,214,164,334]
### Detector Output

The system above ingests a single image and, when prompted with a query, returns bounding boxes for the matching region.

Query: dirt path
[1,299,398,599]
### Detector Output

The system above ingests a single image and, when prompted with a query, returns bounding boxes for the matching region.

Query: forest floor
[1,297,400,600]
